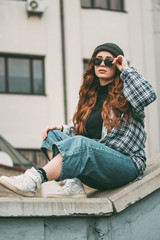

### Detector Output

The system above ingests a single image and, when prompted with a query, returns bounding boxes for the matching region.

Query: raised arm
[120,67,157,117]
[112,55,157,118]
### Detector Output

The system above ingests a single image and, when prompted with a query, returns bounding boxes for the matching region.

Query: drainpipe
[60,0,68,124]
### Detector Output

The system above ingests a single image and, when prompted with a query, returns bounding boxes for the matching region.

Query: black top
[85,84,108,139]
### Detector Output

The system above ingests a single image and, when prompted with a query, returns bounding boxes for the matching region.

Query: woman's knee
[47,129,58,136]
[46,129,60,140]
[42,130,57,147]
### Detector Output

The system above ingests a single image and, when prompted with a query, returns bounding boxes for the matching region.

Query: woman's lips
[99,69,106,73]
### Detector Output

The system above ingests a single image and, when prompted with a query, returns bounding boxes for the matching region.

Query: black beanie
[93,43,124,57]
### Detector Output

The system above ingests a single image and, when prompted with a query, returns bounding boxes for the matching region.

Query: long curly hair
[72,52,132,135]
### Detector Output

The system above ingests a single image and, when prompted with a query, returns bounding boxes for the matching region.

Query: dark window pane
[0,57,5,92]
[83,59,89,71]
[8,58,30,93]
[94,0,108,9]
[81,0,92,7]
[33,59,44,94]
[110,0,123,10]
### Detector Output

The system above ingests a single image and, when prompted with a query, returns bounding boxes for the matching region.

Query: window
[83,59,89,71]
[0,54,45,95]
[0,58,5,92]
[81,0,125,12]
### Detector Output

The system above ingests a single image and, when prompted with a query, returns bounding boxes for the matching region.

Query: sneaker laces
[58,178,85,194]
[60,178,81,185]
[24,168,42,189]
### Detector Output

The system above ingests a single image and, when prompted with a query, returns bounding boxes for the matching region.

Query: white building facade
[0,0,159,160]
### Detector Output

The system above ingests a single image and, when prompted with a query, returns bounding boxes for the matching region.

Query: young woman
[0,43,157,198]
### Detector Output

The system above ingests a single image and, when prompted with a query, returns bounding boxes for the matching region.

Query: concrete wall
[152,0,160,153]
[0,0,65,148]
[0,189,160,240]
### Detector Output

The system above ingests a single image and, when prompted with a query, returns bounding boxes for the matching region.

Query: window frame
[81,0,126,13]
[0,53,45,95]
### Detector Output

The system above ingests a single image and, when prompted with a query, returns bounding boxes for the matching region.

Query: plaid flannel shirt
[62,67,157,179]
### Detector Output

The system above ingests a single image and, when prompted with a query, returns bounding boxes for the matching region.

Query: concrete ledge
[0,154,160,216]
[0,197,113,217]
[1,190,160,240]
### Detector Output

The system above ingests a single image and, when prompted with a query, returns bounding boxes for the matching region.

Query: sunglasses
[92,57,114,67]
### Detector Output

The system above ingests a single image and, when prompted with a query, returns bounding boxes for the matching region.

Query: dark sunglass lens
[104,59,113,67]
[93,58,102,66]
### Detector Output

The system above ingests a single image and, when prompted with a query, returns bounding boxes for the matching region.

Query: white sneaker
[46,178,87,198]
[0,167,42,197]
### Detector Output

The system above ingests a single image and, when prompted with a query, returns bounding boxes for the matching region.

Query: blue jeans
[41,130,138,190]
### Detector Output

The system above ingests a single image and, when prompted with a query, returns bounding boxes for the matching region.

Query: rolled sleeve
[120,67,157,117]
[62,124,74,137]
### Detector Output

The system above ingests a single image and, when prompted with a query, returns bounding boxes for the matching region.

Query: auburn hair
[72,53,132,135]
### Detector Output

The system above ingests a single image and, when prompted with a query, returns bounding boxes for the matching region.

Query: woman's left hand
[112,55,129,72]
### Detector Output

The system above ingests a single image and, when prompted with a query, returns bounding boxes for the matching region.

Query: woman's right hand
[42,125,62,140]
